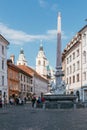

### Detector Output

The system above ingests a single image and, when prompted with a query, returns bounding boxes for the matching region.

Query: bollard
[74,103,76,109]
[43,103,45,109]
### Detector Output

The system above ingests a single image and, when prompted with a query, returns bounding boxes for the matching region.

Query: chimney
[10,55,15,64]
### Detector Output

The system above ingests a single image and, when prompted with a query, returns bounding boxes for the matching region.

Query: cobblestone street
[0,104,87,130]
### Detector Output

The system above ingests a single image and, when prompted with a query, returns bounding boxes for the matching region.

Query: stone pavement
[0,103,87,130]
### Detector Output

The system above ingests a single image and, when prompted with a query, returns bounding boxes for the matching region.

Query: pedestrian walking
[31,96,36,108]
[0,98,2,108]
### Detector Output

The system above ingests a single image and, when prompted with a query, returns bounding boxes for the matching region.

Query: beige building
[62,25,87,102]
[7,59,33,100]
[18,65,48,97]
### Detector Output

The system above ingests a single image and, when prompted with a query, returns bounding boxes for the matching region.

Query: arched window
[67,78,68,84]
[70,65,72,74]
[73,63,75,72]
[77,49,79,57]
[77,73,80,82]
[73,52,75,59]
[77,61,80,70]
[67,67,69,75]
[69,77,71,84]
[73,75,75,83]
[83,33,86,46]
[43,61,45,66]
[38,60,41,65]
[83,51,86,63]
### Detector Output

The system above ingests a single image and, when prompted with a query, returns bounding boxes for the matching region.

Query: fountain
[44,12,77,109]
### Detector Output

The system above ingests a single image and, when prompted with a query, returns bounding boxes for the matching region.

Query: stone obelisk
[55,12,63,94]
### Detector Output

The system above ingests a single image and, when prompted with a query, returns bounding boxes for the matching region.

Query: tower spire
[39,40,43,51]
[57,12,61,33]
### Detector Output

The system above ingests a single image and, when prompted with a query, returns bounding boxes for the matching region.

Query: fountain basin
[43,94,77,109]
[44,94,77,102]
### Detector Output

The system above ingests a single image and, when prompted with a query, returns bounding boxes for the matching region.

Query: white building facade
[0,34,9,103]
[36,43,55,90]
[36,43,48,77]
[33,74,48,97]
[62,25,87,102]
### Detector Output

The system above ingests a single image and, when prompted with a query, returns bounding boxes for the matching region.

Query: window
[21,75,22,81]
[73,75,75,83]
[2,76,4,86]
[43,61,45,66]
[24,84,26,91]
[2,59,4,70]
[83,33,86,46]
[27,85,29,91]
[67,78,68,84]
[73,52,75,59]
[38,60,41,65]
[67,58,69,64]
[69,77,71,84]
[77,49,79,57]
[67,68,69,75]
[2,45,4,55]
[83,51,86,63]
[77,74,79,82]
[77,61,80,70]
[73,63,75,72]
[31,79,33,84]
[24,76,25,82]
[31,87,32,92]
[70,55,72,62]
[70,66,72,74]
[83,72,86,81]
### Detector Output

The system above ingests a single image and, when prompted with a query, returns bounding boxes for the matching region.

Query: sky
[0,0,87,69]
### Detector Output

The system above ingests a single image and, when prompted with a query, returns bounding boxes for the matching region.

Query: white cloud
[38,0,58,12]
[47,29,67,40]
[38,0,47,8]
[0,22,67,45]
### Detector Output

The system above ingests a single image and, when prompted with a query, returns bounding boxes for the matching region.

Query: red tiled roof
[7,60,32,77]
[17,65,34,76]
[17,65,48,82]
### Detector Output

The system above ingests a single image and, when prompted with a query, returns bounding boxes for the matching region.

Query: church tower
[36,42,48,77]
[17,48,27,66]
